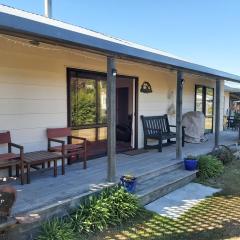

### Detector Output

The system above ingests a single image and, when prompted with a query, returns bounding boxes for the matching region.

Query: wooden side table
[23,151,64,184]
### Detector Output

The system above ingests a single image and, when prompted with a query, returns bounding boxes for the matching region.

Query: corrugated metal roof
[225,81,240,92]
[0,4,240,82]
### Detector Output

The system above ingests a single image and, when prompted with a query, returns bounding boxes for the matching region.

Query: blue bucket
[120,176,137,193]
[184,159,198,171]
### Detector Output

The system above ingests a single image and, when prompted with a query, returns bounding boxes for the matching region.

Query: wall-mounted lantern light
[181,78,185,86]
[140,81,152,93]
[112,68,117,77]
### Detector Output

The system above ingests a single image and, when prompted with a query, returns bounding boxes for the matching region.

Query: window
[70,78,97,126]
[195,85,214,133]
[68,69,107,141]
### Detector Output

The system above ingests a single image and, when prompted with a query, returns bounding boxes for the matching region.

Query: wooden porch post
[176,71,184,160]
[215,79,221,147]
[107,56,117,182]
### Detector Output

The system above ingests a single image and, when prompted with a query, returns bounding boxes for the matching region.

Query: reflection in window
[72,129,96,142]
[71,78,96,126]
[196,86,203,112]
[98,127,107,140]
[98,81,107,124]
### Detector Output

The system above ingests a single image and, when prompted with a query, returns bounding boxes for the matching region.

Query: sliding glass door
[195,85,214,133]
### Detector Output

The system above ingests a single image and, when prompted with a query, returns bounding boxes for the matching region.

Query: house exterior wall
[0,37,224,153]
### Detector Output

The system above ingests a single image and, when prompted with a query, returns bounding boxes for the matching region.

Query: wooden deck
[10,130,238,216]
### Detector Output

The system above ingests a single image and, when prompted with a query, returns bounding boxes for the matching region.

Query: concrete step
[136,169,197,205]
[136,160,184,183]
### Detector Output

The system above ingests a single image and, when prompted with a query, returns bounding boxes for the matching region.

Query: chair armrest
[69,136,87,142]
[9,143,24,162]
[48,138,65,144]
[69,136,87,152]
[48,138,65,153]
[9,142,24,150]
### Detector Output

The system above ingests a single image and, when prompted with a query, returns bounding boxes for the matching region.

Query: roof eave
[1,11,240,82]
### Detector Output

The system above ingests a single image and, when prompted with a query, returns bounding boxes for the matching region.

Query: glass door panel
[205,87,214,133]
[195,86,203,112]
[98,80,107,124]
[205,117,213,132]
[195,85,214,133]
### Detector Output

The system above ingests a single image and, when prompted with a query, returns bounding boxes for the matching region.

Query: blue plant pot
[120,176,137,193]
[184,159,198,171]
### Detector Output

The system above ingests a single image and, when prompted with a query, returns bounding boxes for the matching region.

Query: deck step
[136,160,184,183]
[136,169,197,205]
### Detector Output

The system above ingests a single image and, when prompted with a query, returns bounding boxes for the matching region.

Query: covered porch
[11,130,238,216]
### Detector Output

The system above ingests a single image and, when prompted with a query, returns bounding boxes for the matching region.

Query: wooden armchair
[47,128,87,169]
[0,131,24,185]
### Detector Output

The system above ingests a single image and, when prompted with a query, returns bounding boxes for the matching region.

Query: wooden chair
[0,131,24,185]
[141,114,185,152]
[47,128,87,169]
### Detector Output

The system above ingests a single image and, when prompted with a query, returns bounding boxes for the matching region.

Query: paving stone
[145,183,221,219]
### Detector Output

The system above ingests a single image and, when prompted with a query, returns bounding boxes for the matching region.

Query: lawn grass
[83,158,240,240]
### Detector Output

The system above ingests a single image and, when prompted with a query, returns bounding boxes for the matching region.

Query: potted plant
[120,174,137,193]
[184,155,198,171]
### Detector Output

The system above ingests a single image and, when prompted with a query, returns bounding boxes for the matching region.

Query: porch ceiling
[0,5,240,82]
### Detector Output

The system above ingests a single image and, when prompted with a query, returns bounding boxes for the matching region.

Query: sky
[0,0,240,78]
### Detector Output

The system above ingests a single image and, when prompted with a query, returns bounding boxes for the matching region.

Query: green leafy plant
[211,145,235,165]
[71,195,110,233]
[198,155,224,180]
[107,187,139,225]
[37,218,75,240]
[70,186,140,234]
[37,187,141,239]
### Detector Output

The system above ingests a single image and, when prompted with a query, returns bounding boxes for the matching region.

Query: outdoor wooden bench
[47,127,87,169]
[0,131,24,185]
[141,114,185,152]
[23,151,64,184]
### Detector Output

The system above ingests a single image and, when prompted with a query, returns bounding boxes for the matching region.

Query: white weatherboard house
[1,3,240,239]
[0,3,240,182]
[0,2,240,176]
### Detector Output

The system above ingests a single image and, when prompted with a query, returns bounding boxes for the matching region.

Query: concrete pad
[145,183,220,219]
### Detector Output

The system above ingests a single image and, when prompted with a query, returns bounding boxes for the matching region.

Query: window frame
[67,68,107,130]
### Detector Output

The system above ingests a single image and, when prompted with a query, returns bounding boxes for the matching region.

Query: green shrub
[70,186,140,234]
[71,195,110,233]
[211,145,235,165]
[37,187,141,239]
[198,155,224,180]
[37,219,75,240]
[107,187,140,225]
